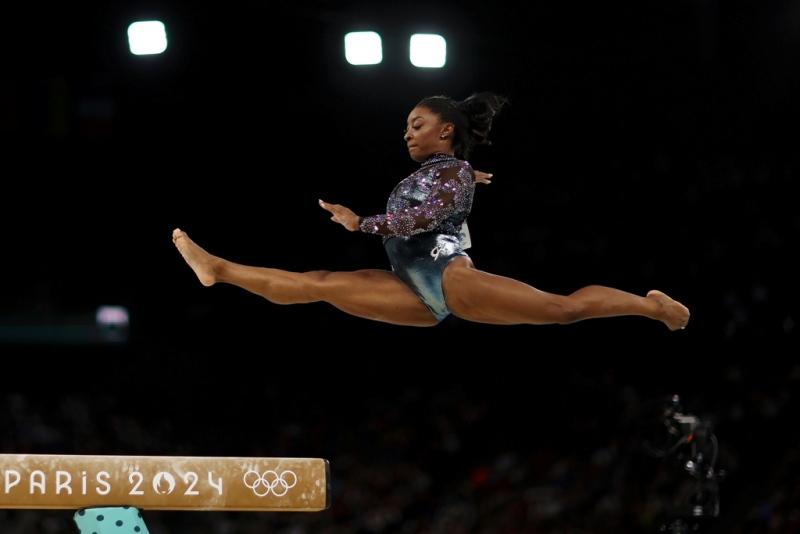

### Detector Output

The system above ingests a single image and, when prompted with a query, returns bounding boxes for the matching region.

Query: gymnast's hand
[319,200,360,231]
[474,170,493,184]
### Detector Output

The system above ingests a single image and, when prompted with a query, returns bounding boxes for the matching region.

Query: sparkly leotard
[359,153,475,321]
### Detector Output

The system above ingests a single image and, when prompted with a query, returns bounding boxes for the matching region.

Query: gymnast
[173,92,689,330]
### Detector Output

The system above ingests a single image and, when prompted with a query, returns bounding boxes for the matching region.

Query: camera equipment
[645,395,726,533]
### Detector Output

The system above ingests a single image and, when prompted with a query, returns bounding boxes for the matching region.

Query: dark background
[0,0,798,533]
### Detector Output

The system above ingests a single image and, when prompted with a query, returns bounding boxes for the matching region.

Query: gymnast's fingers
[319,200,337,214]
[475,172,492,184]
[320,199,344,210]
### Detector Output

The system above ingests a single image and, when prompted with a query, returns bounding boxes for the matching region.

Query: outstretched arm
[356,164,474,237]
[320,165,482,234]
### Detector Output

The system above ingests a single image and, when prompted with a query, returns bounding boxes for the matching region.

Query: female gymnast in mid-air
[173,92,689,330]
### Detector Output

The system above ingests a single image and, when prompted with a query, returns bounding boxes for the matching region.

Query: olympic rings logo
[243,470,298,497]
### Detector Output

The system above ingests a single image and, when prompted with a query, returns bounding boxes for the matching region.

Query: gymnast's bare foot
[172,229,218,287]
[646,290,690,331]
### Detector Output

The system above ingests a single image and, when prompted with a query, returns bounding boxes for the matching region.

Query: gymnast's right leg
[172,229,438,327]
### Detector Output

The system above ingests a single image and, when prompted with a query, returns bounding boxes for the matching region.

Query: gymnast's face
[404,106,454,162]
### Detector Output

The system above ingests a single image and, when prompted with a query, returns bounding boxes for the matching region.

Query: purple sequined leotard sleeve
[358,154,475,241]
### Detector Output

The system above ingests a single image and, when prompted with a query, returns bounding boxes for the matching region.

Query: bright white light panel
[345,31,383,65]
[96,306,130,327]
[128,21,168,55]
[410,34,446,68]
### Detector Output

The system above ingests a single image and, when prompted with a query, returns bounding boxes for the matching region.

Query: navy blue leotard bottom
[384,233,469,322]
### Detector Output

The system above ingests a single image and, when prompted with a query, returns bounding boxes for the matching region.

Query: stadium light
[128,21,168,55]
[409,34,446,68]
[96,305,130,328]
[344,31,382,65]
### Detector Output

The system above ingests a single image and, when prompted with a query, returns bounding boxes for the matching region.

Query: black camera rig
[646,395,726,533]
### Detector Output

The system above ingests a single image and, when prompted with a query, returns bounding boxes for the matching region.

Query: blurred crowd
[1,361,797,534]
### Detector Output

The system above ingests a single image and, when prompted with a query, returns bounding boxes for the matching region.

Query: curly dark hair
[416,92,508,160]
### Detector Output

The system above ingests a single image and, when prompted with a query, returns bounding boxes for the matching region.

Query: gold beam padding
[0,454,330,511]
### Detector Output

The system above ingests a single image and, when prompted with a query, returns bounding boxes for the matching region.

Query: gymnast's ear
[440,122,455,138]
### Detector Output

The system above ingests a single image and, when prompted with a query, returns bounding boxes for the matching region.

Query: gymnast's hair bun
[457,92,508,148]
[417,92,508,159]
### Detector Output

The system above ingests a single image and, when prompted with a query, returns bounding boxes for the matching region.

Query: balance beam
[0,454,330,512]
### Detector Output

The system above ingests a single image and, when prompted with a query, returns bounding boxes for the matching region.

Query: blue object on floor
[73,507,149,534]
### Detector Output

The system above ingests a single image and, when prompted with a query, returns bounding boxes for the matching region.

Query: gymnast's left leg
[442,258,690,330]
[172,229,438,326]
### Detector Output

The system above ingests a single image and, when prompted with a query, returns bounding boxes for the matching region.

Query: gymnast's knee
[259,270,331,305]
[304,270,333,282]
[550,298,587,324]
[299,270,334,299]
